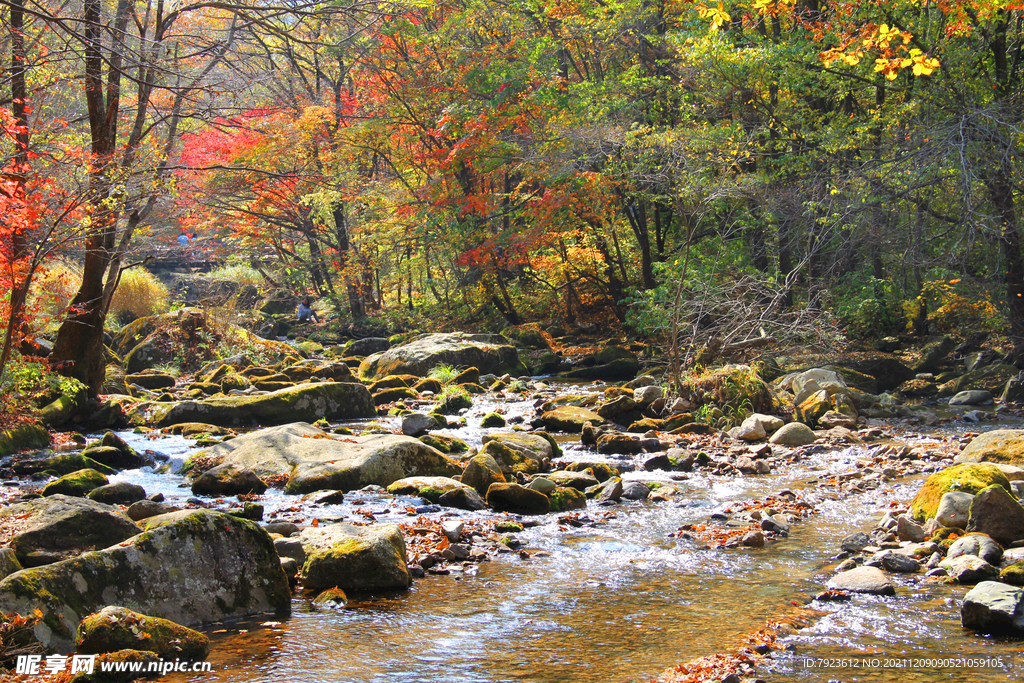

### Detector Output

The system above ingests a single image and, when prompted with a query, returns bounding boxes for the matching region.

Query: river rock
[597,433,643,455]
[952,364,1019,394]
[961,581,1024,633]
[731,416,767,441]
[0,509,290,652]
[125,499,179,521]
[936,491,976,529]
[950,390,994,406]
[76,606,210,660]
[939,555,1000,584]
[190,423,460,494]
[596,477,623,504]
[947,534,1003,565]
[543,470,599,491]
[751,413,785,434]
[479,433,553,475]
[87,482,146,506]
[0,422,50,457]
[345,337,391,357]
[191,463,268,496]
[915,336,956,373]
[879,550,921,573]
[550,487,587,511]
[486,483,550,515]
[299,523,410,592]
[561,357,640,381]
[41,469,108,498]
[460,453,507,495]
[0,495,140,568]
[965,485,1024,546]
[826,566,895,595]
[386,476,472,502]
[539,406,605,433]
[840,531,871,553]
[401,413,437,437]
[149,382,376,428]
[956,429,1024,467]
[896,515,926,542]
[910,463,1012,521]
[634,385,664,407]
[769,422,817,447]
[527,477,557,494]
[359,332,523,380]
[621,481,651,501]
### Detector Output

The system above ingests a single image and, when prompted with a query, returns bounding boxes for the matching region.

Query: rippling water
[98,396,1024,683]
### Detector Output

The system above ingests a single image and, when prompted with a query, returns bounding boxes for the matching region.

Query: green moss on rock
[41,469,108,497]
[910,463,1012,521]
[76,606,210,660]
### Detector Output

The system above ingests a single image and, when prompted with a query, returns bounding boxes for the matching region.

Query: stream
[75,389,1024,682]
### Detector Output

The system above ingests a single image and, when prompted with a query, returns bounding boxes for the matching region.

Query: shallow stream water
[90,393,1024,683]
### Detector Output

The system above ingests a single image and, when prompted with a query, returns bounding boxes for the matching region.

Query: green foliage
[0,355,86,416]
[206,261,266,288]
[428,364,459,385]
[833,278,908,339]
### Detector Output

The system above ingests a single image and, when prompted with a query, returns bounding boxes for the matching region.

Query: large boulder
[910,463,1012,521]
[0,510,290,652]
[826,566,895,596]
[965,485,1024,547]
[769,422,817,446]
[148,382,375,428]
[359,333,523,380]
[833,353,915,392]
[76,606,210,660]
[0,495,141,568]
[0,423,50,457]
[461,454,507,495]
[961,581,1024,633]
[190,422,460,494]
[191,463,268,497]
[298,523,410,592]
[956,429,1024,467]
[41,469,108,497]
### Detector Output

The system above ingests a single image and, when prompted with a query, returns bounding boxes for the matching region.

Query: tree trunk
[987,162,1024,338]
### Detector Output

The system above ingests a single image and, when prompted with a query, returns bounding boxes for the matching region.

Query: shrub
[109,267,170,321]
[207,261,265,288]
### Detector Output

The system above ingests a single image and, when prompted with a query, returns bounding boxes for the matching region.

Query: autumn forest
[2,0,1024,393]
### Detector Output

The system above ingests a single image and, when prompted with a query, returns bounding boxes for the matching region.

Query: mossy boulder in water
[0,509,290,652]
[0,495,140,567]
[190,422,459,494]
[539,406,605,433]
[910,463,1012,522]
[461,453,507,495]
[386,476,473,502]
[87,482,146,506]
[479,433,554,475]
[951,364,1019,395]
[191,463,268,496]
[41,469,108,498]
[549,487,587,512]
[13,454,116,477]
[956,429,1024,467]
[76,606,210,660]
[299,523,410,592]
[359,332,524,380]
[148,382,375,428]
[486,483,550,515]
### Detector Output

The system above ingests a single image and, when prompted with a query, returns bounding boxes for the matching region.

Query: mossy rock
[478,435,551,475]
[368,375,413,392]
[12,454,116,477]
[453,367,481,385]
[412,378,443,393]
[372,387,418,406]
[0,423,50,457]
[70,649,160,683]
[150,382,376,428]
[956,429,1024,467]
[435,391,473,415]
[77,605,210,660]
[549,486,587,512]
[953,364,1019,395]
[311,587,349,608]
[461,453,507,495]
[359,332,522,380]
[680,364,773,414]
[0,510,290,652]
[485,483,550,515]
[480,412,506,428]
[999,561,1024,586]
[42,468,109,497]
[220,373,252,392]
[418,434,469,454]
[299,523,410,592]
[564,461,619,482]
[910,463,1013,521]
[539,406,605,433]
[385,476,471,502]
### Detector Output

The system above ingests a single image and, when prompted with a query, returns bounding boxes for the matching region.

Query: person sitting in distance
[297,297,320,324]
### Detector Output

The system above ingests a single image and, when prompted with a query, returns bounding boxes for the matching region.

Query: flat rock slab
[193,422,460,494]
[0,510,290,653]
[149,382,375,428]
[0,495,140,567]
[826,566,896,596]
